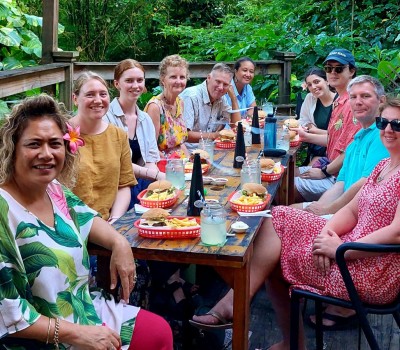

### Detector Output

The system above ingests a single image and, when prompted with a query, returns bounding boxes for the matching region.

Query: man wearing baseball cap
[295,48,361,202]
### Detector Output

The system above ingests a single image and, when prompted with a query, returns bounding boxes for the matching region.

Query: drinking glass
[165,159,185,189]
[262,102,274,116]
[276,125,290,151]
[200,204,227,245]
[199,139,214,164]
[240,159,261,187]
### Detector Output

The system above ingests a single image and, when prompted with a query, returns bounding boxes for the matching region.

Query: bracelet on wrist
[53,317,60,349]
[321,165,331,178]
[46,317,52,344]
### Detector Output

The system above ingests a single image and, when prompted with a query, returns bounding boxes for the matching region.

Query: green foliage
[161,0,400,100]
[0,0,64,118]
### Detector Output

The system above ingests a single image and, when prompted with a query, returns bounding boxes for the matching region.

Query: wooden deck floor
[245,287,399,350]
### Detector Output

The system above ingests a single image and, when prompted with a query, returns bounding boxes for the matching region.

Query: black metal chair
[290,242,400,350]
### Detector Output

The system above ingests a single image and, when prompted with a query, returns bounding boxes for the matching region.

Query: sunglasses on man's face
[376,116,400,132]
[323,65,348,74]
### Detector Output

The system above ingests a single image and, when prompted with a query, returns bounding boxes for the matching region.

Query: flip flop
[306,312,359,331]
[189,310,233,330]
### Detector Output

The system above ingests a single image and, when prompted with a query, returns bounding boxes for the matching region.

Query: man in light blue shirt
[301,75,388,216]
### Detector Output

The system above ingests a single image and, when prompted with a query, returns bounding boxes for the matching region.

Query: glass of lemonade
[166,159,185,189]
[200,204,227,245]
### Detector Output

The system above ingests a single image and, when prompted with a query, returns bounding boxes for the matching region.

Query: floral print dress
[273,159,400,305]
[145,95,188,152]
[0,181,138,349]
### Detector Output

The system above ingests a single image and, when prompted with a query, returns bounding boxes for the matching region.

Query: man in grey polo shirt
[180,63,241,145]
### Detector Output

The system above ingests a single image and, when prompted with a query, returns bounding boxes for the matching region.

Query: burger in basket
[139,208,199,229]
[260,158,276,174]
[185,149,210,171]
[219,129,236,142]
[145,180,176,200]
[140,208,170,226]
[233,183,267,205]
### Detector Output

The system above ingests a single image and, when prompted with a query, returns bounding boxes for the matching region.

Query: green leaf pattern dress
[0,181,138,349]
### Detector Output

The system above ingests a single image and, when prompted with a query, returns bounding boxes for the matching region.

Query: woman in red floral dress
[191,97,400,350]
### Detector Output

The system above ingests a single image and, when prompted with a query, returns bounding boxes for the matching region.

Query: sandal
[189,310,233,330]
[306,312,359,331]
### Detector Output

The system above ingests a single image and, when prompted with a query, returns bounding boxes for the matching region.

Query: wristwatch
[321,165,331,178]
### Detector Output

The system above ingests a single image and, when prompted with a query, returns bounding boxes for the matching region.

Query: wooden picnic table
[89,143,301,350]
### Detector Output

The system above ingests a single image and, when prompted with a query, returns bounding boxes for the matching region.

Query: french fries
[233,193,264,205]
[166,217,199,228]
[145,191,176,201]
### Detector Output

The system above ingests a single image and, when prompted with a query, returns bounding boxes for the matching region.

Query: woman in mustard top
[70,71,137,223]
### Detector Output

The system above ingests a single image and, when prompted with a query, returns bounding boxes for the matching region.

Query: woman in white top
[104,59,165,206]
[296,67,337,164]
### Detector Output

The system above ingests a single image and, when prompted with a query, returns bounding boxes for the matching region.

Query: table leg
[232,260,251,350]
[288,153,296,205]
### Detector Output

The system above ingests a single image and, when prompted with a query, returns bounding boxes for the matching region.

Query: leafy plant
[0,0,64,118]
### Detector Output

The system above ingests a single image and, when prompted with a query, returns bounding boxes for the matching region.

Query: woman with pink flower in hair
[0,94,173,349]
[69,71,137,223]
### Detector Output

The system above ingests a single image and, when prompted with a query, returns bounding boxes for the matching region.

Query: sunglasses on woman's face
[323,65,348,74]
[376,116,400,132]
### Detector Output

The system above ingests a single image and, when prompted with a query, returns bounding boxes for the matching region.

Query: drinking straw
[245,152,250,166]
[200,130,205,144]
[196,190,209,208]
[257,150,263,161]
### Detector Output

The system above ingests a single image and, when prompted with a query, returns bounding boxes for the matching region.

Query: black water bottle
[233,122,246,169]
[251,106,261,144]
[187,153,205,216]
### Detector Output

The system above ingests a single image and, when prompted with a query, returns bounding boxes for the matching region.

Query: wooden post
[53,51,80,111]
[41,0,59,96]
[42,0,59,64]
[274,51,297,107]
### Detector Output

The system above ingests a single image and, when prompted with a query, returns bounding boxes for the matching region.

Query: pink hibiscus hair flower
[63,123,85,154]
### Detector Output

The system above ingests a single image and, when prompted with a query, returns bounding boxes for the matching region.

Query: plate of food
[137,180,179,208]
[184,149,210,174]
[260,159,284,182]
[215,129,236,149]
[134,208,201,239]
[228,183,270,212]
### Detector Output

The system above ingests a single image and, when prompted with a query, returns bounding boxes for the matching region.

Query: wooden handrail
[0,55,296,112]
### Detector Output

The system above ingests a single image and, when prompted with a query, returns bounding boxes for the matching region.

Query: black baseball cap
[323,48,356,66]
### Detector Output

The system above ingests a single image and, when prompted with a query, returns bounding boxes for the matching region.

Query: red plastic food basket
[228,191,270,213]
[134,216,201,239]
[290,139,301,147]
[215,139,236,149]
[261,165,285,182]
[137,189,179,208]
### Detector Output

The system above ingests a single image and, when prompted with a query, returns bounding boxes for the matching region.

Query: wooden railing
[0,51,296,112]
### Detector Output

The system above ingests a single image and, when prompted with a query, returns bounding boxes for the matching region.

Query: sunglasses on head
[376,116,400,132]
[323,65,348,74]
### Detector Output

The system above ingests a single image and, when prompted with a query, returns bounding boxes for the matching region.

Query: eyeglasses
[323,65,348,74]
[376,116,400,132]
